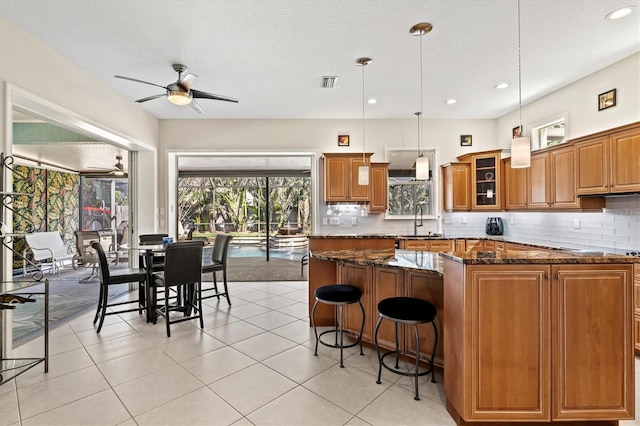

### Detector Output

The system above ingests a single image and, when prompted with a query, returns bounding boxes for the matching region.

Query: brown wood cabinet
[442,162,471,212]
[528,146,604,210]
[368,162,389,213]
[504,157,528,210]
[575,123,640,195]
[405,270,444,366]
[339,262,373,343]
[444,260,634,423]
[398,239,454,252]
[466,150,503,211]
[634,264,640,354]
[322,153,372,202]
[372,267,403,351]
[455,239,466,252]
[308,236,395,326]
[465,239,483,251]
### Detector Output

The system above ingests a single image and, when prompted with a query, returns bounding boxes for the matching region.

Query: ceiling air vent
[322,76,338,88]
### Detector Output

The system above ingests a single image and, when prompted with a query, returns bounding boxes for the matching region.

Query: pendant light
[410,23,432,180]
[355,57,372,186]
[511,0,531,168]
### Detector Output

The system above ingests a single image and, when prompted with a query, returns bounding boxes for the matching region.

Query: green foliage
[178,176,311,234]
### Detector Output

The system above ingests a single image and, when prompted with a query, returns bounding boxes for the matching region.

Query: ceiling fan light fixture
[167,87,192,105]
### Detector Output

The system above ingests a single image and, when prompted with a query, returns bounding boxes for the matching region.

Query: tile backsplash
[442,197,640,254]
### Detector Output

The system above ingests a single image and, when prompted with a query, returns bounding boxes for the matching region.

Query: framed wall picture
[460,135,472,146]
[338,134,350,146]
[598,89,616,111]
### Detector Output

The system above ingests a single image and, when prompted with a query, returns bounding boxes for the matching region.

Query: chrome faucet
[414,202,424,236]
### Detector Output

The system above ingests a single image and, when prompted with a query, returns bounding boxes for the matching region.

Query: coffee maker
[485,217,504,235]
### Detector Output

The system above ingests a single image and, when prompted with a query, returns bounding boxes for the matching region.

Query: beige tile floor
[1,280,638,426]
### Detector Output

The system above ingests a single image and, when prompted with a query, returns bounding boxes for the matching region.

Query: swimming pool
[228,244,307,261]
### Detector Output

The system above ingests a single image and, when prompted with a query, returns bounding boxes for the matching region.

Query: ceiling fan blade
[177,73,197,91]
[135,94,166,103]
[115,75,168,90]
[191,89,238,103]
[189,99,204,114]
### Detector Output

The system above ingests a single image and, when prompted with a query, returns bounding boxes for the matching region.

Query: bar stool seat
[311,284,365,367]
[374,296,438,400]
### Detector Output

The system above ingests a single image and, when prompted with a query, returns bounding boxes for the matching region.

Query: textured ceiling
[2,0,638,121]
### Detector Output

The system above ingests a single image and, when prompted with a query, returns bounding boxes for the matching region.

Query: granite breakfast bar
[309,235,637,425]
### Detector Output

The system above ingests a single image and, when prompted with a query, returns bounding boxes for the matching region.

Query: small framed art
[460,135,472,146]
[598,89,616,111]
[338,134,350,146]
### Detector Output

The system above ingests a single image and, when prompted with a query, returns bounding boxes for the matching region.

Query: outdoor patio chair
[201,234,233,305]
[72,230,118,280]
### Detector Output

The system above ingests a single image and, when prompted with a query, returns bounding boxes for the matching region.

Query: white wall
[0,17,161,238]
[496,53,640,149]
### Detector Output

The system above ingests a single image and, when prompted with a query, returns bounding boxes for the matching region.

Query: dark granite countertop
[309,234,396,239]
[311,247,638,271]
[310,248,443,276]
[440,249,638,265]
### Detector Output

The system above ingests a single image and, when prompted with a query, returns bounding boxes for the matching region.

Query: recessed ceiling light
[606,6,634,20]
[445,99,457,104]
[367,98,378,104]
[495,83,510,89]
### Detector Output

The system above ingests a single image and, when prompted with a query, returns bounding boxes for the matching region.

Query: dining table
[121,243,165,323]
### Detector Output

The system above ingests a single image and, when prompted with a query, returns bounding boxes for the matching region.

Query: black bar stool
[311,284,365,368]
[374,296,438,400]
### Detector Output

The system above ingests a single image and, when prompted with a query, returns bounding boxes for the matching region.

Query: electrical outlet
[322,218,328,225]
[462,217,467,224]
[329,218,340,225]
[573,219,580,229]
[351,217,357,225]
[509,217,514,225]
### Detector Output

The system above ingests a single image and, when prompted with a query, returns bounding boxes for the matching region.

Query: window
[384,147,437,219]
[387,177,432,218]
[532,117,566,150]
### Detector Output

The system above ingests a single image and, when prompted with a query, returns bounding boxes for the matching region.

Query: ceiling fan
[115,63,238,113]
[86,155,126,176]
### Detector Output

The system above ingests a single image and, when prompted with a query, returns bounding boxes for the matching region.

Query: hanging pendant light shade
[511,0,531,168]
[410,23,432,180]
[414,112,430,179]
[355,57,372,186]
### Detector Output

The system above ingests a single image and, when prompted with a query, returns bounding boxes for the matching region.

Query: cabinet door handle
[544,274,549,280]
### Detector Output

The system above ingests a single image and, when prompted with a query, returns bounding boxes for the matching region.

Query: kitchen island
[310,241,637,425]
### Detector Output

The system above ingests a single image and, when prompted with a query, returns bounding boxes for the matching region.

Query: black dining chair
[138,233,167,272]
[152,240,205,337]
[201,234,233,305]
[91,242,147,333]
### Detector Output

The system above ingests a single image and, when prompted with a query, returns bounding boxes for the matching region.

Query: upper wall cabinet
[442,162,471,212]
[503,157,528,210]
[458,150,504,211]
[322,153,373,203]
[369,162,389,213]
[575,123,640,195]
[527,145,604,210]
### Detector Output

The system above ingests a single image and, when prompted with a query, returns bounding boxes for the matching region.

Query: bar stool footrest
[379,350,434,377]
[317,329,361,350]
